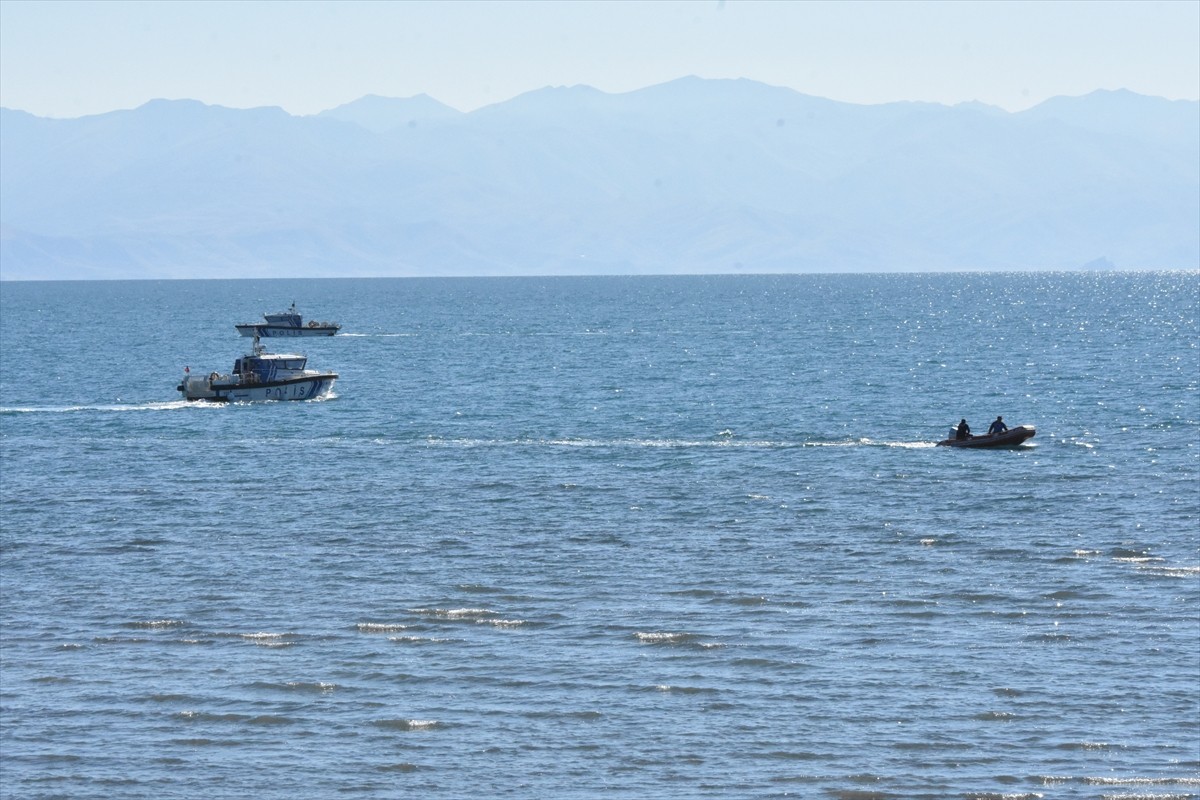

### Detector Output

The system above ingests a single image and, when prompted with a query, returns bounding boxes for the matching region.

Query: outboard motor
[179,372,218,400]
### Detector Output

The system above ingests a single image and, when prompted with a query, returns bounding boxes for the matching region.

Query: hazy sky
[1,0,1197,118]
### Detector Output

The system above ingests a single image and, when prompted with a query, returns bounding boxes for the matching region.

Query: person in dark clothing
[988,416,1008,435]
[956,419,971,440]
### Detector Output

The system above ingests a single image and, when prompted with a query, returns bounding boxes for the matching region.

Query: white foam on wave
[355,622,409,633]
[127,619,187,629]
[635,631,722,648]
[284,681,336,693]
[409,607,496,620]
[239,632,294,648]
[404,719,439,730]
[1082,775,1200,786]
[1138,564,1200,579]
[636,631,692,644]
[653,684,719,694]
[373,718,439,731]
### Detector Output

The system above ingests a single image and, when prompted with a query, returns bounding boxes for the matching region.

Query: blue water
[1,272,1197,800]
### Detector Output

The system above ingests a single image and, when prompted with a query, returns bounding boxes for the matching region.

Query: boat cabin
[233,353,309,383]
[263,303,304,328]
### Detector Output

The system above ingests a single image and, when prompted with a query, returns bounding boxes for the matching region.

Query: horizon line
[4,77,1197,121]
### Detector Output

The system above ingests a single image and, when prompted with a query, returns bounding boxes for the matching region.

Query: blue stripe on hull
[201,376,336,403]
[236,325,338,337]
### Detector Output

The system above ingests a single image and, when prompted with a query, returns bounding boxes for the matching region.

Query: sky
[1,0,1197,119]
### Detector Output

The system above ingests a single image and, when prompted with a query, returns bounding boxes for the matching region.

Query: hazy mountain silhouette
[1,77,1196,279]
[317,94,463,133]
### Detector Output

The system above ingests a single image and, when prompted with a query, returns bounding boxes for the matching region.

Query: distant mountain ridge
[1,77,1196,279]
[317,93,463,133]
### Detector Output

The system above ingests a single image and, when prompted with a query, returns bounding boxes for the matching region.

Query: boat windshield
[266,357,307,370]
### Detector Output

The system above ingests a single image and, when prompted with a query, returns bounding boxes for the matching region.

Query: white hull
[179,373,337,402]
[236,324,339,338]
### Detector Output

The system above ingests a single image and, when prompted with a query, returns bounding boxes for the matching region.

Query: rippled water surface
[2,273,1198,799]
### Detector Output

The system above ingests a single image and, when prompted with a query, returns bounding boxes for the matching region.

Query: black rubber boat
[936,426,1036,448]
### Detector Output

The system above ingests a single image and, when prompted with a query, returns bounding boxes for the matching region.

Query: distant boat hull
[235,323,340,337]
[937,426,1036,448]
[236,303,340,337]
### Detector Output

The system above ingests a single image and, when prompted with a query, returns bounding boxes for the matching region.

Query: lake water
[1,272,1197,799]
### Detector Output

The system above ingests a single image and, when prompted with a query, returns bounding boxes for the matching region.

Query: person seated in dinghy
[956,419,971,440]
[987,416,1008,435]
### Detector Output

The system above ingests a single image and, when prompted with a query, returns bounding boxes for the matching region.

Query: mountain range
[1,77,1196,279]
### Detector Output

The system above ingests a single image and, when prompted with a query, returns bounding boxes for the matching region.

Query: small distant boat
[235,302,340,337]
[936,426,1036,448]
[178,338,337,402]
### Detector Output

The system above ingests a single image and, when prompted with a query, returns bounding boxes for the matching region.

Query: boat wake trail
[0,401,216,414]
[337,333,414,338]
[414,436,939,450]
